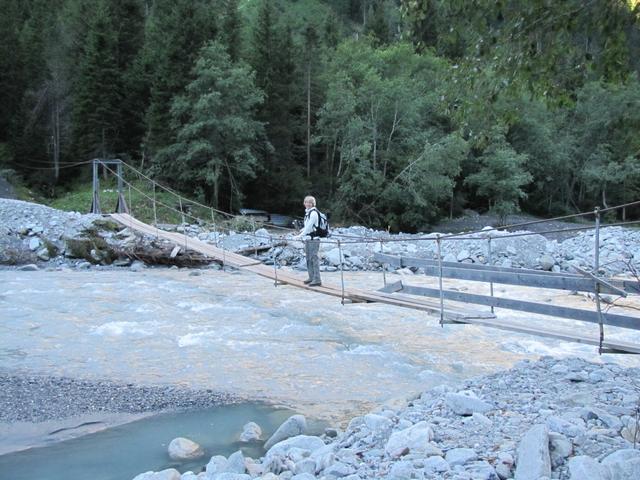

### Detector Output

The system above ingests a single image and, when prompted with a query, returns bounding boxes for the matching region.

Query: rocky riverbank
[132,356,640,480]
[1,199,639,278]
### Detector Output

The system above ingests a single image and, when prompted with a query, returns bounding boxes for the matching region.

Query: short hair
[304,195,316,207]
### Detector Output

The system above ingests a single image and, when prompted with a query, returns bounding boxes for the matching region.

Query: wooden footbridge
[110,212,640,355]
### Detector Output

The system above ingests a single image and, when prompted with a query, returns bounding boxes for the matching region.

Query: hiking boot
[303,278,312,284]
[308,281,322,287]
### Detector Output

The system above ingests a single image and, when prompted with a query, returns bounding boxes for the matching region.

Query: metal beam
[373,253,634,295]
[394,284,640,331]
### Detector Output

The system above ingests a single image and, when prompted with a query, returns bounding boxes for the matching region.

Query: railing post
[338,240,345,305]
[90,159,101,214]
[128,184,132,217]
[488,236,494,314]
[272,235,279,287]
[436,234,445,326]
[179,196,186,226]
[152,182,158,230]
[594,206,605,354]
[380,238,387,286]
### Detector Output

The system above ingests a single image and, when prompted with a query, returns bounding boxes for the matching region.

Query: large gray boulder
[445,391,493,416]
[567,456,610,480]
[514,424,551,480]
[264,415,307,450]
[239,422,262,442]
[385,421,438,457]
[167,437,204,461]
[602,449,640,480]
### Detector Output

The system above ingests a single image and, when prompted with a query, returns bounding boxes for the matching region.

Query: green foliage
[3,0,640,231]
[465,127,533,224]
[156,41,265,211]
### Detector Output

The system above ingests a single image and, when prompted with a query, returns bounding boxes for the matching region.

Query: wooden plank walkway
[110,214,492,321]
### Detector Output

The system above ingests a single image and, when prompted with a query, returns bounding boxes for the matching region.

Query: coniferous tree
[144,0,218,159]
[72,0,122,160]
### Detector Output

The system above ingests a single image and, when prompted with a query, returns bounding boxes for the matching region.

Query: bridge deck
[110,213,490,321]
[110,213,639,354]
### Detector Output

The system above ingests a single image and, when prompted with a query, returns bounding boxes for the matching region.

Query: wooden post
[594,207,604,354]
[338,240,345,305]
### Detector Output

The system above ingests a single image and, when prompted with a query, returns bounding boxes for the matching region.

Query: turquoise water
[0,403,321,480]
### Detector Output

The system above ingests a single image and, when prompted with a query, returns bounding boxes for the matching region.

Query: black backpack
[310,208,330,238]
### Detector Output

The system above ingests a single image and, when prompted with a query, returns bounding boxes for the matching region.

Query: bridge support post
[90,159,101,214]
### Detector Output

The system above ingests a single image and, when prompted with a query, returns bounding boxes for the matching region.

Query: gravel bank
[0,371,238,424]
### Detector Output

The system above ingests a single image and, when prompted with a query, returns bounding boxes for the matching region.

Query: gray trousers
[305,238,321,283]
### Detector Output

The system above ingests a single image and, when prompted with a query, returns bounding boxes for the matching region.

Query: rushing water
[1,268,639,478]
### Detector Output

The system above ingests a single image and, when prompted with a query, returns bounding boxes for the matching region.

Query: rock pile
[133,356,640,480]
[1,199,638,277]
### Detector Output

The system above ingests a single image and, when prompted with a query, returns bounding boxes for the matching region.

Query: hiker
[295,195,322,286]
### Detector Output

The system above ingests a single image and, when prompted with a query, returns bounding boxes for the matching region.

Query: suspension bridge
[93,159,640,355]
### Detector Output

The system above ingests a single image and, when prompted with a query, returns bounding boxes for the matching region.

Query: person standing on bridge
[295,195,322,287]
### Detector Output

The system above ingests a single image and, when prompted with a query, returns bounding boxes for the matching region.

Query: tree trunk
[306,61,311,178]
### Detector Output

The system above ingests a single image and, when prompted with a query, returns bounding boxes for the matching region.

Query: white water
[2,267,639,424]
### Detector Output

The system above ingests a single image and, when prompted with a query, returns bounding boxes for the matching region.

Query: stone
[514,424,551,480]
[28,237,40,250]
[539,254,555,271]
[602,449,640,480]
[264,415,307,450]
[240,422,262,442]
[226,450,246,474]
[264,435,325,465]
[546,416,584,437]
[168,437,204,461]
[324,248,345,266]
[388,460,415,479]
[323,461,355,477]
[385,421,438,457]
[209,474,251,480]
[36,247,50,261]
[445,392,493,416]
[457,250,470,261]
[130,260,146,271]
[18,264,39,271]
[132,469,181,480]
[548,432,572,467]
[363,413,393,433]
[424,456,450,473]
[290,474,316,480]
[567,456,610,480]
[465,461,498,480]
[206,455,229,475]
[445,448,477,466]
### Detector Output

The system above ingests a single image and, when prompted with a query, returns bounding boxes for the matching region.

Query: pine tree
[144,0,218,159]
[71,0,122,160]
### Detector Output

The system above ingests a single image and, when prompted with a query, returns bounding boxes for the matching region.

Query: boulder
[514,424,550,480]
[602,449,640,480]
[567,456,610,480]
[264,415,307,450]
[385,421,439,457]
[465,461,498,480]
[445,447,477,466]
[226,450,246,474]
[239,422,262,442]
[168,437,204,461]
[445,391,493,416]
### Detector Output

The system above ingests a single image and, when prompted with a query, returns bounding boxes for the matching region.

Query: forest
[1,0,639,231]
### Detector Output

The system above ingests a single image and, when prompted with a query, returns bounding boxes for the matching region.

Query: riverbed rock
[239,421,262,442]
[514,424,551,480]
[133,469,181,480]
[264,415,307,450]
[168,437,204,461]
[445,391,493,416]
[385,421,437,457]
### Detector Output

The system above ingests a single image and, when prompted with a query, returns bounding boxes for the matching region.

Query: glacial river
[1,267,640,479]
